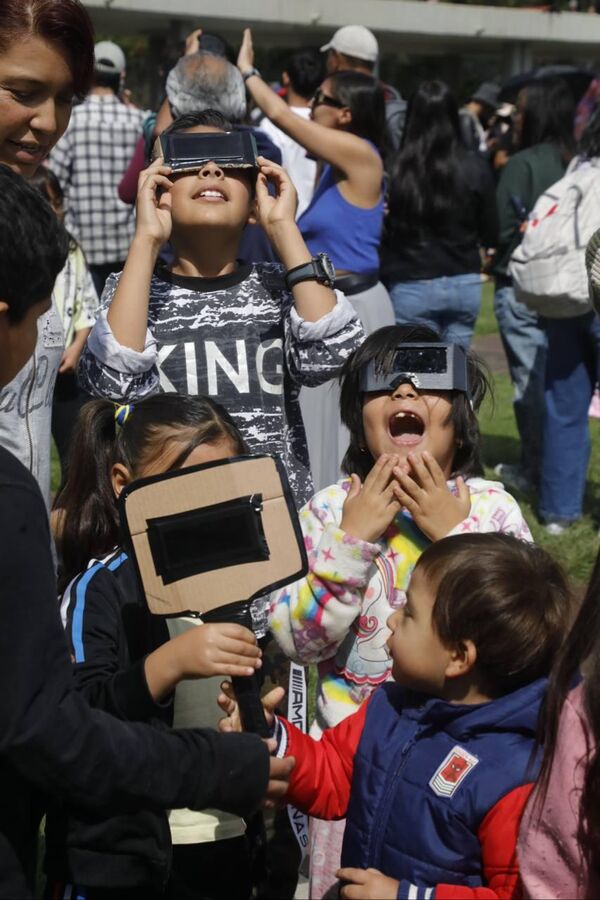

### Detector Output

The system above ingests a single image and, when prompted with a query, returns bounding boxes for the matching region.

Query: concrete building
[84,0,600,103]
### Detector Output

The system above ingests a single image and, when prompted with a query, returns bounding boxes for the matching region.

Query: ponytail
[54,400,123,588]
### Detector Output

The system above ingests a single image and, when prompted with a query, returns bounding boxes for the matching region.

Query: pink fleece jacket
[518,681,600,899]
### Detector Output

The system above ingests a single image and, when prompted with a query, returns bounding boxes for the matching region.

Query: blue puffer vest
[342,678,546,886]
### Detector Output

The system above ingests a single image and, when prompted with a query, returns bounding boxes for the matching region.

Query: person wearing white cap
[320,25,406,149]
[49,41,146,298]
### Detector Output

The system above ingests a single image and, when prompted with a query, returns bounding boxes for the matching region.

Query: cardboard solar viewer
[119,455,307,737]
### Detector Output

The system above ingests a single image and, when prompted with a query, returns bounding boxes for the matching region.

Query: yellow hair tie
[114,404,134,429]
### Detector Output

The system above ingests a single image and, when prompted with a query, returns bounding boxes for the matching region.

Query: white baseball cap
[320,25,379,63]
[94,41,126,75]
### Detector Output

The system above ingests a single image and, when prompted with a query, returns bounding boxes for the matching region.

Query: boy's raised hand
[135,157,173,248]
[340,454,403,543]
[218,681,284,733]
[393,451,471,541]
[254,157,298,235]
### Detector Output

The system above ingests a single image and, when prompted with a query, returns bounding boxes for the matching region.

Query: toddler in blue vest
[220,532,570,899]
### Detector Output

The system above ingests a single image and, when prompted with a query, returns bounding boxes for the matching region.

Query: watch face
[318,253,336,283]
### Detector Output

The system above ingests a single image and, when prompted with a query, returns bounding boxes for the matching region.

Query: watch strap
[285,255,335,290]
[242,67,261,82]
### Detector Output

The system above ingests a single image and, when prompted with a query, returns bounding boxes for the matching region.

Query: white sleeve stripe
[273,716,288,758]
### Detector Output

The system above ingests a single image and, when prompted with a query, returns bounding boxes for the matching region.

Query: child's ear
[111,462,133,499]
[246,196,258,227]
[445,639,477,680]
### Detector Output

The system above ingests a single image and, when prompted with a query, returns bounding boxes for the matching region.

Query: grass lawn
[477,282,600,586]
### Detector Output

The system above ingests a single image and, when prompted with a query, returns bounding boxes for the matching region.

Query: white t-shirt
[259,107,316,218]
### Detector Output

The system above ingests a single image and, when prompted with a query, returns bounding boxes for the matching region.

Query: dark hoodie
[0,446,269,898]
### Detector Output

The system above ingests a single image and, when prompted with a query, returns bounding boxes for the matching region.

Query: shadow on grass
[481,434,522,470]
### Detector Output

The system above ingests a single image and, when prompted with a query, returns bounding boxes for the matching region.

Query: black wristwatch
[241,67,261,82]
[285,253,336,290]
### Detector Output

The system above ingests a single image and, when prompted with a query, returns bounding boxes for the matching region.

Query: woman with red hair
[0,0,94,178]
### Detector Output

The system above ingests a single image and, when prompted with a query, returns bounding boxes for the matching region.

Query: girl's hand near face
[254,157,298,235]
[134,157,173,249]
[393,451,471,542]
[340,454,403,543]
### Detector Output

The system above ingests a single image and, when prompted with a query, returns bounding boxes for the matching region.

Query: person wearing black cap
[459,81,500,153]
[48,41,147,297]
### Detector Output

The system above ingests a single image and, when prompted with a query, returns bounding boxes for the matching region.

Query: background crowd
[3,1,600,899]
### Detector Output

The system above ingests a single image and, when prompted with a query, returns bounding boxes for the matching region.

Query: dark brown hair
[55,394,247,588]
[340,324,491,482]
[534,547,600,874]
[416,533,571,696]
[0,0,94,98]
[328,70,386,154]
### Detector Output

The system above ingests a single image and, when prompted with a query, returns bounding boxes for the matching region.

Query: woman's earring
[456,439,464,448]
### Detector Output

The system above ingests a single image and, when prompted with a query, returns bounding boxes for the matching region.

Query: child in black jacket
[47,393,270,899]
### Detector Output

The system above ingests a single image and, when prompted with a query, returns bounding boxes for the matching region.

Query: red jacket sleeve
[434,783,534,900]
[118,135,146,204]
[280,700,369,820]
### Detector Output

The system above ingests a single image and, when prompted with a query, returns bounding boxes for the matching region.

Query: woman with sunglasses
[238,28,394,491]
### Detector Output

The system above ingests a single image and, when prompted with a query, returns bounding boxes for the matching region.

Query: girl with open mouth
[268,322,534,899]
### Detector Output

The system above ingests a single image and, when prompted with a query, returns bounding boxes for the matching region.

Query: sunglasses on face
[311,89,345,110]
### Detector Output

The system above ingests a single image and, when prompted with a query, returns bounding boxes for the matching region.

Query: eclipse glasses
[156,131,259,175]
[360,343,469,394]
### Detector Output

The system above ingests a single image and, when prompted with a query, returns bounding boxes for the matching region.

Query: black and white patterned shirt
[49,94,146,266]
[79,263,364,509]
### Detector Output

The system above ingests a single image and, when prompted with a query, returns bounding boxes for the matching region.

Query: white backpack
[509,159,600,318]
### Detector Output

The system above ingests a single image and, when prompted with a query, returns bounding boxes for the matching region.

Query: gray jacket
[0,299,64,508]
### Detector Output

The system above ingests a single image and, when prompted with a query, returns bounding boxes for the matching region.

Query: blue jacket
[283,678,546,897]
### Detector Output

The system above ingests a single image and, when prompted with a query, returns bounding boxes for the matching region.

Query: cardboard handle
[232,673,271,737]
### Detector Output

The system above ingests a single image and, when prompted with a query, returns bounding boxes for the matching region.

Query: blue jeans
[539,312,600,522]
[494,282,547,481]
[388,273,482,348]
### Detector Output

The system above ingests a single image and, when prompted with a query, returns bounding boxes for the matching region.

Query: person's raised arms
[237,29,381,205]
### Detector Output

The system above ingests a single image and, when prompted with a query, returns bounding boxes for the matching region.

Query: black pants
[45,836,252,900]
[166,837,252,900]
